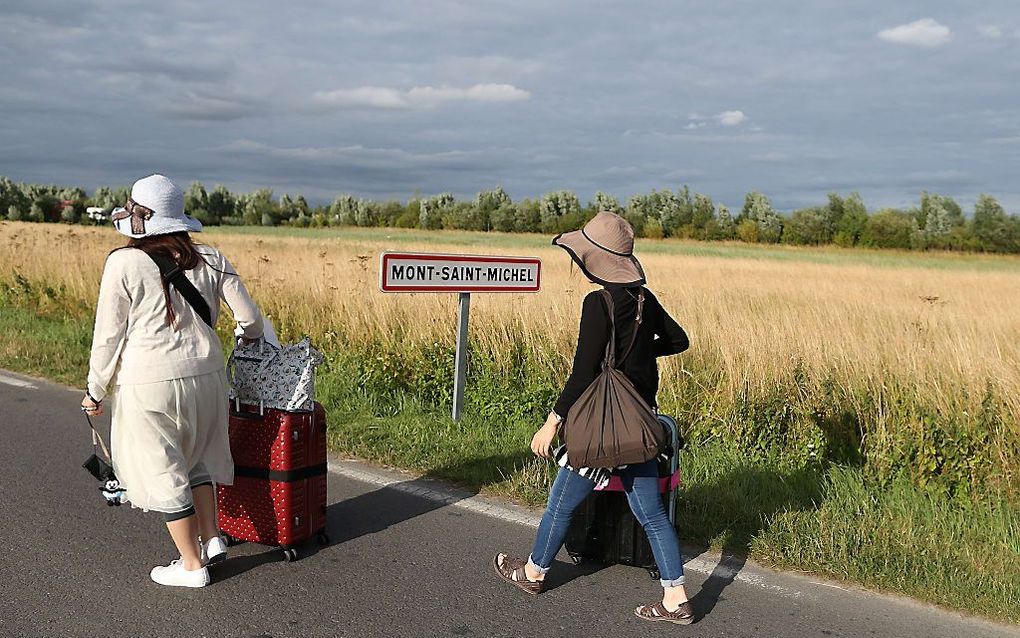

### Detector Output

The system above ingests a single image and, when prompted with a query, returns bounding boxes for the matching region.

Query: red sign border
[379,251,542,293]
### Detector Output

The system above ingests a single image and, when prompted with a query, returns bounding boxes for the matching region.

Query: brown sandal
[634,601,695,625]
[493,553,544,595]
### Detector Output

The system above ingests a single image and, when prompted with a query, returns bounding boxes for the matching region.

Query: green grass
[207,224,1020,272]
[2,275,1018,623]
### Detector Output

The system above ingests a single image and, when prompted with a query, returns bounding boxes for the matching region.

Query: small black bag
[82,452,115,483]
[81,413,127,506]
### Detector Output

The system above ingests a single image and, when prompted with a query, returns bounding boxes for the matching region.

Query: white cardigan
[87,246,263,402]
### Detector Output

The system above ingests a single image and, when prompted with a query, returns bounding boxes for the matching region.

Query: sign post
[379,252,542,420]
[453,292,471,420]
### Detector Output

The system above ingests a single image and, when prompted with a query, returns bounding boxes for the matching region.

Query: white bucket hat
[111,174,202,238]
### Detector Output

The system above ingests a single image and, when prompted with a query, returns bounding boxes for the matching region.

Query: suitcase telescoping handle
[232,397,265,418]
[656,414,681,525]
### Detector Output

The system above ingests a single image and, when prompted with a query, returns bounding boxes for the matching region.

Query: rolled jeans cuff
[526,554,551,575]
[660,575,685,588]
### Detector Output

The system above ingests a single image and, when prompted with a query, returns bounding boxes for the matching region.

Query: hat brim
[553,230,645,287]
[112,208,203,239]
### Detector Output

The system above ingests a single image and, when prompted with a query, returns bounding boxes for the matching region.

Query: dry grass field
[6,221,1020,394]
[3,221,1020,485]
[5,222,1020,475]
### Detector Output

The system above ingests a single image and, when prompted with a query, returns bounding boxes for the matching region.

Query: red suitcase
[217,401,329,561]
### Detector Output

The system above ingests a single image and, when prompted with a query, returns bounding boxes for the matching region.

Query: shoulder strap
[599,289,617,368]
[147,253,213,328]
[84,413,112,462]
[617,289,644,365]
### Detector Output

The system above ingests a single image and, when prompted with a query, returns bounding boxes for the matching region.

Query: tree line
[2,175,1019,254]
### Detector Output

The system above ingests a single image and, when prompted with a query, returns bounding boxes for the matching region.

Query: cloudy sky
[2,1,1019,211]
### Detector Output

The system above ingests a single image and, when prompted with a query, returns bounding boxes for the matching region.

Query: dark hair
[126,232,202,327]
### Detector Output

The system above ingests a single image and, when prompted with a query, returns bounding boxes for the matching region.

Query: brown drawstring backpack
[563,289,668,468]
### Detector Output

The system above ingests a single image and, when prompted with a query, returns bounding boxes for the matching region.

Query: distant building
[86,207,108,223]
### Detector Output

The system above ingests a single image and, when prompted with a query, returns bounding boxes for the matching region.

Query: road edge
[4,367,1017,632]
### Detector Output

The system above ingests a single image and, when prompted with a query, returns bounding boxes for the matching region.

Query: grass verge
[1,301,1016,623]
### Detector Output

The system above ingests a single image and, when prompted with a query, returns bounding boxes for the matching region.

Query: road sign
[379,252,541,293]
[379,251,542,420]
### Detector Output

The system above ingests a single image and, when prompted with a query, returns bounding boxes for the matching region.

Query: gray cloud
[1,0,1020,214]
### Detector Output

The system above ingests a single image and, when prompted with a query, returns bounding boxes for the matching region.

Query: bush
[736,219,759,243]
[60,205,80,224]
[514,199,542,233]
[354,201,378,227]
[589,191,621,214]
[28,202,46,223]
[860,209,920,249]
[741,192,782,243]
[644,218,665,239]
[375,201,405,227]
[539,191,581,234]
[441,202,487,231]
[489,204,517,233]
[783,208,833,245]
[190,208,212,226]
[395,201,421,228]
[834,192,867,246]
[622,210,648,237]
[419,193,454,230]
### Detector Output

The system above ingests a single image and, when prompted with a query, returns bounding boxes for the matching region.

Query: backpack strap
[599,289,617,368]
[146,253,213,328]
[617,289,644,364]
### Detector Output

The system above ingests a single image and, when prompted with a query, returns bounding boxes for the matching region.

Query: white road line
[0,373,37,389]
[328,459,803,599]
[328,460,542,528]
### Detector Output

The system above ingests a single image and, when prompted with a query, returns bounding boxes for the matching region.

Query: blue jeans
[527,459,684,588]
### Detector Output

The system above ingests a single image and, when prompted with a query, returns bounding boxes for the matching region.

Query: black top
[553,287,689,417]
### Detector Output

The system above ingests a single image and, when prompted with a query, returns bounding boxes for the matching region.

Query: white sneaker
[202,536,228,566]
[150,559,210,588]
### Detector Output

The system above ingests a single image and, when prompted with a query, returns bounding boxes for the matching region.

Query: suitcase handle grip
[231,398,265,418]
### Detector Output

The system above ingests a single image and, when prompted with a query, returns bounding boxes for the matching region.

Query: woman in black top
[554,286,689,418]
[494,212,694,625]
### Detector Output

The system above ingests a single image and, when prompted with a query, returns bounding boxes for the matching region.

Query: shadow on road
[678,465,825,620]
[323,453,535,547]
[209,454,535,580]
[211,547,284,584]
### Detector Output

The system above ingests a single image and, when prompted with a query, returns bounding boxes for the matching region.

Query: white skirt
[110,369,233,513]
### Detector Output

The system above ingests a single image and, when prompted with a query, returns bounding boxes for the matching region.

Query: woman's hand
[81,394,104,417]
[530,412,562,458]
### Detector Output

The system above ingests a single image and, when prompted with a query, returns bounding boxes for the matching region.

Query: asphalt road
[0,370,1016,638]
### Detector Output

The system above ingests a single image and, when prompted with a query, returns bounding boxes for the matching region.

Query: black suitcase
[564,415,681,579]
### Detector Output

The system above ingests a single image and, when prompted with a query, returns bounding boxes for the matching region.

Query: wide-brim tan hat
[552,212,645,287]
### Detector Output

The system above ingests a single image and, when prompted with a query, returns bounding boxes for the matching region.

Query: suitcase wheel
[222,533,241,548]
[282,548,299,563]
[648,569,660,580]
[316,531,330,546]
[568,554,584,565]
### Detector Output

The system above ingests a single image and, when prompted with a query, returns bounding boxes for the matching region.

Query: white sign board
[379,252,541,293]
[378,250,542,421]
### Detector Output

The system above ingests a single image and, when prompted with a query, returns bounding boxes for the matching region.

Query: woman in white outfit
[81,174,263,588]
